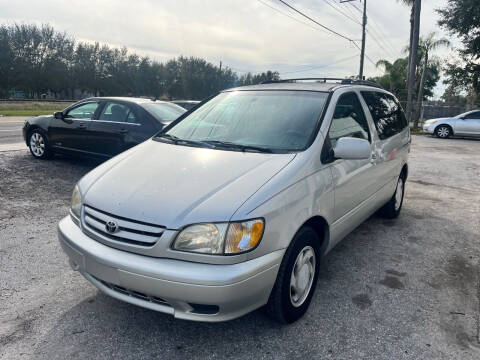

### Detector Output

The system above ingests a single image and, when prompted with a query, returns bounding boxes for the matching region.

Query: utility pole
[340,0,367,79]
[406,0,421,127]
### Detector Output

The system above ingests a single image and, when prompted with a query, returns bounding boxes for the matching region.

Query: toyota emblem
[105,220,119,234]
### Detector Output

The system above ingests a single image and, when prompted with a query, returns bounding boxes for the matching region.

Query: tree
[0,22,279,100]
[374,58,409,101]
[372,55,440,105]
[413,33,450,122]
[437,0,480,106]
[398,0,422,127]
[237,71,280,86]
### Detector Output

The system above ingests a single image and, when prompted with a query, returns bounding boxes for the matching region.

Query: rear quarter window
[361,91,408,140]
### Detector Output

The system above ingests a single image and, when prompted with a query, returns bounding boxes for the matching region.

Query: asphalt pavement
[0,135,479,359]
[0,117,28,151]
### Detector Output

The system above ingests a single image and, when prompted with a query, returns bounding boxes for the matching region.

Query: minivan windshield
[158,90,328,152]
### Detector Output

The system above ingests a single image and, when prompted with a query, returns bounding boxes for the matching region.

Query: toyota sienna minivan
[58,78,410,324]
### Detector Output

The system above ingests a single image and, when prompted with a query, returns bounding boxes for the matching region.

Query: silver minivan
[58,79,410,323]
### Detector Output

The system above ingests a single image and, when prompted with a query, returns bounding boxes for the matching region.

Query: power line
[323,0,361,25]
[352,42,376,67]
[280,54,358,74]
[366,16,400,57]
[259,0,379,73]
[366,29,395,59]
[349,2,363,13]
[342,2,363,22]
[256,0,331,35]
[326,0,395,60]
[276,0,357,43]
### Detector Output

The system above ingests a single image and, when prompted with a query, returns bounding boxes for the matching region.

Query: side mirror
[333,137,371,160]
[54,111,64,119]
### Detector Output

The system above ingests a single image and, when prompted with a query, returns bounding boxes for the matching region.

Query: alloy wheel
[30,132,45,157]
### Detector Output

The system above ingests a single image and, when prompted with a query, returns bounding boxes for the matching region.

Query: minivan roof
[225,78,384,93]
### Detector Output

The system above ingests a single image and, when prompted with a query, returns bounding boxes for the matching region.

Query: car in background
[170,100,200,110]
[423,109,480,138]
[23,97,186,159]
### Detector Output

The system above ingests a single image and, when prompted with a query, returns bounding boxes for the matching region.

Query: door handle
[118,129,129,134]
[76,123,86,128]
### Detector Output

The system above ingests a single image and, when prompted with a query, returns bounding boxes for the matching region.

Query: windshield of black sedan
[161,90,328,151]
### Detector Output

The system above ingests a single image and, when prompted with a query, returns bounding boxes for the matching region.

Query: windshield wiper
[156,133,181,143]
[156,134,214,148]
[204,140,273,153]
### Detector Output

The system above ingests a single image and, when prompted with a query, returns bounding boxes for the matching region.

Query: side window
[464,111,480,119]
[328,92,370,148]
[361,91,407,140]
[126,110,137,123]
[99,102,133,123]
[65,102,99,119]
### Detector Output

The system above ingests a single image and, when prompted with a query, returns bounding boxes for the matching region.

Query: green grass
[0,101,73,117]
[409,127,424,135]
[0,109,64,116]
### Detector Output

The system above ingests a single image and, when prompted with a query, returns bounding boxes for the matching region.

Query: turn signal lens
[172,219,265,255]
[224,219,264,254]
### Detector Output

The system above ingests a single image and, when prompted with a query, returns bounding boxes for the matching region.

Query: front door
[326,92,376,221]
[48,101,101,152]
[455,111,480,135]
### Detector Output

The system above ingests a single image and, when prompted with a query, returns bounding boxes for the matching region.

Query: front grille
[82,205,165,246]
[92,275,170,306]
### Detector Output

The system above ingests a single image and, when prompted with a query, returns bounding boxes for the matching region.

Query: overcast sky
[0,0,455,98]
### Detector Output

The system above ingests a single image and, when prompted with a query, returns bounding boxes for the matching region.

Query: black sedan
[23,97,186,159]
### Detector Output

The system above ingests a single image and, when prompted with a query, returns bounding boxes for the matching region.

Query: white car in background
[423,110,480,138]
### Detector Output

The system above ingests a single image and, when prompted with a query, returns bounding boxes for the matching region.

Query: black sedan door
[87,101,160,157]
[48,101,101,152]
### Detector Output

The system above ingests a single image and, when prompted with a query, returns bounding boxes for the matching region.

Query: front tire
[28,129,52,159]
[435,125,451,138]
[380,174,405,219]
[265,226,320,324]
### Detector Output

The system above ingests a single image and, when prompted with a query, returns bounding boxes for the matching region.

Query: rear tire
[435,125,451,139]
[380,174,405,219]
[28,129,52,159]
[265,226,320,324]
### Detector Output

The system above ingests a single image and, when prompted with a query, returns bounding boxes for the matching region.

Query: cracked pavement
[1,135,479,359]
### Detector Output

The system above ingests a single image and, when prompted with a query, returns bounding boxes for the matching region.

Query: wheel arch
[26,125,48,144]
[299,216,330,257]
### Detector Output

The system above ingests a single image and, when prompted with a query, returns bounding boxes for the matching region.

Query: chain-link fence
[399,101,468,126]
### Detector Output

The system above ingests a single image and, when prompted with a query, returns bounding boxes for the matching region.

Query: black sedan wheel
[28,130,52,159]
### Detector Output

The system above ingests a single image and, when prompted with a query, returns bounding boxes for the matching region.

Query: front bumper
[423,123,434,134]
[58,216,283,322]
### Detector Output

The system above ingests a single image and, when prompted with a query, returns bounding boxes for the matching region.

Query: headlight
[71,185,82,219]
[173,219,264,255]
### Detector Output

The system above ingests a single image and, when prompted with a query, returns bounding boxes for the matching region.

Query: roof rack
[261,77,383,89]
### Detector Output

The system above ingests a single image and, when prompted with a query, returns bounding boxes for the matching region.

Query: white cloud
[0,0,457,98]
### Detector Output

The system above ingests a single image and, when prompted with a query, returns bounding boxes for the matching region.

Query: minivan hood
[83,140,295,229]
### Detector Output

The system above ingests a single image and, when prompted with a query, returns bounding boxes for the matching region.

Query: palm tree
[398,0,421,127]
[375,58,409,99]
[413,33,450,123]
